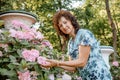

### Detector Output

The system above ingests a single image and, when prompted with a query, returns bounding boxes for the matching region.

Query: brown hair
[52,10,80,41]
[52,10,80,51]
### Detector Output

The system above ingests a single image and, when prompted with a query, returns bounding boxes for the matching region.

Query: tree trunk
[105,0,117,60]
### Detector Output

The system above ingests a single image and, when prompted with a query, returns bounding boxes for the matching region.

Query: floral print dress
[68,29,112,80]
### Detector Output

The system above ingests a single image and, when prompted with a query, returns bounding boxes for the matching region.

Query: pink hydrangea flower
[9,29,35,40]
[9,29,17,37]
[37,56,50,65]
[12,20,30,30]
[41,41,53,49]
[112,61,119,67]
[22,49,39,62]
[35,32,44,40]
[15,31,24,39]
[23,31,35,40]
[18,70,31,80]
[9,27,44,41]
[10,21,45,41]
[9,29,24,39]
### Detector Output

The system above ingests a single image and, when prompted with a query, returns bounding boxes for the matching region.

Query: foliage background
[0,0,120,80]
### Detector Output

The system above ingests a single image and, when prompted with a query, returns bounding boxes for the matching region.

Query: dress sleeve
[78,30,98,47]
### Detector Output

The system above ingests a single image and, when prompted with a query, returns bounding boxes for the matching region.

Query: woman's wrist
[56,61,61,67]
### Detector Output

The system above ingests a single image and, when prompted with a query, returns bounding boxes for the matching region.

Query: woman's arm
[59,45,90,67]
[59,66,76,72]
[58,56,76,72]
[41,56,76,72]
[48,45,90,68]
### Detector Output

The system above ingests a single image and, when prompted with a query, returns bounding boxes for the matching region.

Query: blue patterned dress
[68,29,112,80]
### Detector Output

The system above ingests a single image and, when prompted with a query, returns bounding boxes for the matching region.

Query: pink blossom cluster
[18,70,31,80]
[9,20,44,41]
[22,49,50,65]
[22,49,39,62]
[21,49,51,80]
[12,20,30,30]
[112,61,119,67]
[18,70,39,80]
[41,40,53,49]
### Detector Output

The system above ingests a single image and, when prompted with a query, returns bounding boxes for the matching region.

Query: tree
[105,0,117,60]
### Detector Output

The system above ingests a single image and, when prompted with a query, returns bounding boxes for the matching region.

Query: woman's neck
[69,29,76,40]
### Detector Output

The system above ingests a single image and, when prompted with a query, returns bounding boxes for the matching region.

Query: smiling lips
[63,27,70,34]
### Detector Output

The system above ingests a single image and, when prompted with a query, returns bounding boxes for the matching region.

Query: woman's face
[58,17,74,35]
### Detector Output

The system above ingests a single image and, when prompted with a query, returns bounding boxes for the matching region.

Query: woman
[41,10,112,80]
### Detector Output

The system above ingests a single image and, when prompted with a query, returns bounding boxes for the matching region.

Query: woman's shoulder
[77,28,93,35]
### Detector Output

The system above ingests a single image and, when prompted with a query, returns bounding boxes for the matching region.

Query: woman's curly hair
[52,10,80,41]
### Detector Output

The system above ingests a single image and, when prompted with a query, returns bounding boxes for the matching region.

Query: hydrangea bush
[0,20,55,80]
[0,19,102,80]
[110,56,120,80]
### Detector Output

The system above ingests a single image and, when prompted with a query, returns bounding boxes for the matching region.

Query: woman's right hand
[40,62,52,69]
[40,59,59,69]
[37,57,53,69]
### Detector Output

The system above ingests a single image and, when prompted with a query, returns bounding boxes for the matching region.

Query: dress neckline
[70,29,81,43]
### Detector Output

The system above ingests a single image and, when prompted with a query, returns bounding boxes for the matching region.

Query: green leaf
[2,58,10,62]
[17,49,22,57]
[20,59,28,69]
[27,62,37,65]
[12,62,20,66]
[20,40,29,45]
[9,55,17,63]
[21,59,27,65]
[0,68,16,76]
[7,63,16,70]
